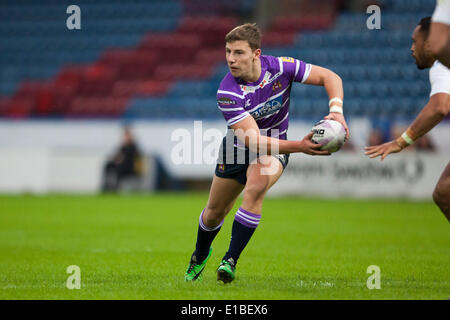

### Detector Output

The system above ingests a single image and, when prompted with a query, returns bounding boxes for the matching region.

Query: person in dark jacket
[102,126,142,192]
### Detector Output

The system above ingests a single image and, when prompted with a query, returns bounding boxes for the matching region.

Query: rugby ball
[311,120,346,153]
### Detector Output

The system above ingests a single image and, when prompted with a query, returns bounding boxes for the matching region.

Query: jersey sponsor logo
[218,97,236,105]
[281,56,295,63]
[250,96,283,120]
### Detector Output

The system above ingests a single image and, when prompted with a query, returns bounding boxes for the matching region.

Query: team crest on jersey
[272,80,282,91]
[281,56,295,63]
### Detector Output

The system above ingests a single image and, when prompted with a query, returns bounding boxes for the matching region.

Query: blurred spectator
[367,128,385,146]
[102,126,143,192]
[340,139,356,151]
[413,135,436,152]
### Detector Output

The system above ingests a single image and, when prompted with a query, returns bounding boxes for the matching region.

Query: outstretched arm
[365,93,449,160]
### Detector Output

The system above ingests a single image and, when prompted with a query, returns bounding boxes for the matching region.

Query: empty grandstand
[0,0,433,121]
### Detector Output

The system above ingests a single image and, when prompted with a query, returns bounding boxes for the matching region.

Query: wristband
[329,105,343,114]
[395,136,409,149]
[329,97,343,106]
[401,132,414,145]
[395,129,416,149]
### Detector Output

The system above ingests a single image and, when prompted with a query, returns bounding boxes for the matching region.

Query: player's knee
[204,205,228,224]
[244,181,269,201]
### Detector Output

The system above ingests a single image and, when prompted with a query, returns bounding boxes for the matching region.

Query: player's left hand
[364,140,402,160]
[324,112,350,140]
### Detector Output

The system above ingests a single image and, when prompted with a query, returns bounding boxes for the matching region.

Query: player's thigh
[434,162,450,198]
[205,174,245,217]
[245,155,284,198]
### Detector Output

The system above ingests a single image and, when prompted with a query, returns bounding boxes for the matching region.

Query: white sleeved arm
[429,61,450,97]
[432,0,450,25]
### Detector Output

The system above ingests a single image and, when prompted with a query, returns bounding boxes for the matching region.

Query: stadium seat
[0,0,434,121]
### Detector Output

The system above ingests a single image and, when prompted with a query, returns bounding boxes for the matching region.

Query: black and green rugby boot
[184,248,212,281]
[217,257,236,283]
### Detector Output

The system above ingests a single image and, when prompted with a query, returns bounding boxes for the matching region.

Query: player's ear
[253,48,261,59]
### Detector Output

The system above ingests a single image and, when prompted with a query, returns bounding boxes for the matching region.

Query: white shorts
[432,0,450,25]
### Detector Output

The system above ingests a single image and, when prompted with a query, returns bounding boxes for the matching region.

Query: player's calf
[217,207,261,284]
[432,163,450,222]
[432,184,450,221]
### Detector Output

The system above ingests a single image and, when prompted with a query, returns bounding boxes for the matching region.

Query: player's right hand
[364,140,402,160]
[324,112,350,141]
[298,132,331,156]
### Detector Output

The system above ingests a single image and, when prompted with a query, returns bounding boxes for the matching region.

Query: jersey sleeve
[429,62,450,97]
[279,56,312,83]
[216,90,250,126]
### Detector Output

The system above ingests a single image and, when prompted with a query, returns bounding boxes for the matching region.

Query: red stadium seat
[15,81,45,98]
[0,97,10,116]
[46,81,79,115]
[6,97,35,118]
[262,31,296,47]
[77,64,118,96]
[271,14,334,32]
[112,80,138,98]
[34,83,53,116]
[55,65,85,88]
[177,16,237,47]
[100,49,159,79]
[112,79,169,98]
[99,49,134,66]
[154,64,212,81]
[195,48,226,65]
[136,80,171,96]
[138,34,201,63]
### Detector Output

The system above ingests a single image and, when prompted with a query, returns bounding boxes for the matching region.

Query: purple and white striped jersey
[217,55,311,149]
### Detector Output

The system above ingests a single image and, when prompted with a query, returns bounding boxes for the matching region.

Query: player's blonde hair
[225,23,262,51]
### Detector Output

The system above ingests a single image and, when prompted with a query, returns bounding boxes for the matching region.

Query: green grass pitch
[0,193,448,300]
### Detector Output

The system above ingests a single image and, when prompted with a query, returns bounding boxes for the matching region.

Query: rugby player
[184,23,349,283]
[365,17,450,222]
[429,0,450,69]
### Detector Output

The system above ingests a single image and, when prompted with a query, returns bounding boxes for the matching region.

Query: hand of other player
[298,132,331,156]
[364,140,402,160]
[324,112,350,141]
